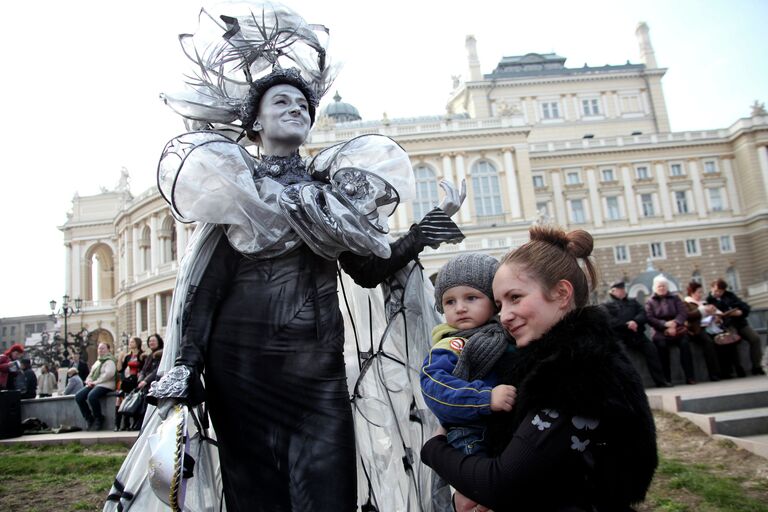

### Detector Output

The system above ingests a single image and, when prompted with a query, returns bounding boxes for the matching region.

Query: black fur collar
[496,306,645,419]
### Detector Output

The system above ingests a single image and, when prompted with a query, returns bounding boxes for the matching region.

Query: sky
[0,0,766,318]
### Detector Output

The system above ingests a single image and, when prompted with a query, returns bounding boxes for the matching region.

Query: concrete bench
[20,393,117,431]
[627,331,767,387]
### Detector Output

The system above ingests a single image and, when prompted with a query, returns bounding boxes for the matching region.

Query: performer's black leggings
[206,350,356,512]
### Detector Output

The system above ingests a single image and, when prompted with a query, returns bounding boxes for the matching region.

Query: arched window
[413,165,440,220]
[140,225,151,272]
[471,160,503,217]
[725,266,740,291]
[159,216,177,264]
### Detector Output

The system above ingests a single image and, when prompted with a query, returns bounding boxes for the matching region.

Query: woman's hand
[137,380,147,389]
[454,491,490,512]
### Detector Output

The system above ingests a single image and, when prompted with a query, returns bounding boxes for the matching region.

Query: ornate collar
[253,153,311,186]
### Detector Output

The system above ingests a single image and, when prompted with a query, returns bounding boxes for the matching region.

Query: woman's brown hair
[500,225,597,308]
[687,281,703,296]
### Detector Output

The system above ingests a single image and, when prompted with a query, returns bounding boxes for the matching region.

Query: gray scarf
[452,318,512,381]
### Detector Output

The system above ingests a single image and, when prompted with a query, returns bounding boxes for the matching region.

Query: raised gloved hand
[437,179,466,217]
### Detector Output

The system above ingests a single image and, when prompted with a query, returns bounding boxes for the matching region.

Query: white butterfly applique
[571,416,600,430]
[542,408,560,419]
[571,435,591,452]
[532,414,552,431]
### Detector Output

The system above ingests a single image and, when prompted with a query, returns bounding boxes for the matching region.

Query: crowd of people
[0,334,166,433]
[602,275,765,386]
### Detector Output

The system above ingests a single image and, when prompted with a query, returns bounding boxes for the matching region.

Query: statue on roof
[115,167,131,193]
[751,100,767,117]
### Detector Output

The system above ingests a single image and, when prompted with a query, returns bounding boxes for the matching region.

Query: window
[635,166,650,180]
[670,163,684,177]
[614,245,629,263]
[708,187,724,211]
[159,293,172,328]
[725,267,740,291]
[640,193,655,217]
[36,323,46,332]
[601,168,615,182]
[413,165,440,220]
[1,327,6,337]
[649,242,665,259]
[569,199,586,223]
[138,299,148,333]
[536,201,550,217]
[582,98,600,116]
[703,160,717,174]
[10,326,15,336]
[140,225,151,272]
[471,160,503,217]
[674,191,689,214]
[541,101,560,119]
[605,196,621,220]
[685,239,700,256]
[532,175,545,188]
[566,171,581,185]
[719,235,734,253]
[621,94,641,113]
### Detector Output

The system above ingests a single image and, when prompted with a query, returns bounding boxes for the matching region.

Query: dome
[322,91,361,122]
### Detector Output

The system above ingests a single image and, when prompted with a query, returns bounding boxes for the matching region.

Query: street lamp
[49,294,82,360]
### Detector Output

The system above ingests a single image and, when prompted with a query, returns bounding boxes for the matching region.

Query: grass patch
[652,456,768,512]
[0,443,127,512]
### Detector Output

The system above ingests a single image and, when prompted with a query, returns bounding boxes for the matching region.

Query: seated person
[602,280,669,387]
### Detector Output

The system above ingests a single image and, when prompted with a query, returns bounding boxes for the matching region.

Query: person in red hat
[0,343,25,390]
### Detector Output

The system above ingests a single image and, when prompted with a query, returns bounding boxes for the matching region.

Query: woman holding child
[422,225,657,511]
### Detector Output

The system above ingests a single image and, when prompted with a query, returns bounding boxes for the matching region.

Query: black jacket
[422,306,657,511]
[706,290,751,329]
[602,294,649,343]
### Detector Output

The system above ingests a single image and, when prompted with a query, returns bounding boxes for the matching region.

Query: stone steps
[647,376,768,459]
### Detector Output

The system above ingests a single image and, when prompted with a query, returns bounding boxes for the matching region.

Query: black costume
[603,293,668,387]
[177,210,450,510]
[422,306,657,511]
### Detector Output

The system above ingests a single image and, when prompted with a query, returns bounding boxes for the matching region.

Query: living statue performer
[104,2,464,511]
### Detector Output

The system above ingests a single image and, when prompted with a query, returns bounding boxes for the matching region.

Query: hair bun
[565,229,594,259]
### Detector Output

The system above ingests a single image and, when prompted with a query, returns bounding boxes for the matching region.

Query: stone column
[135,301,143,333]
[722,157,741,214]
[687,159,707,218]
[502,150,521,219]
[654,161,673,220]
[757,145,768,203]
[65,242,72,297]
[150,214,159,272]
[132,225,140,278]
[155,294,163,332]
[621,165,638,224]
[454,153,472,224]
[551,171,567,226]
[585,168,603,227]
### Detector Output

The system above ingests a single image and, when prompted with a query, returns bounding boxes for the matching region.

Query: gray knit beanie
[434,253,499,313]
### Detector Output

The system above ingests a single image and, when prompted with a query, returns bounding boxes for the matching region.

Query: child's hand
[490,384,517,412]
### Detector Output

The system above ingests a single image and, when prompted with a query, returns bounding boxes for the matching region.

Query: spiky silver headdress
[161,2,335,137]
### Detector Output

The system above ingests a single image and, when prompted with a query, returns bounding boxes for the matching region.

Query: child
[421,252,517,455]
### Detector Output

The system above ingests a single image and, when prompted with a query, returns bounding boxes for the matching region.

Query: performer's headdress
[161,1,335,141]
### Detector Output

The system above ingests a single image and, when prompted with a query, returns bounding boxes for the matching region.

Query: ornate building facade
[59,24,768,350]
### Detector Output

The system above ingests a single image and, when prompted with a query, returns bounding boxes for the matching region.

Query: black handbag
[118,389,146,416]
